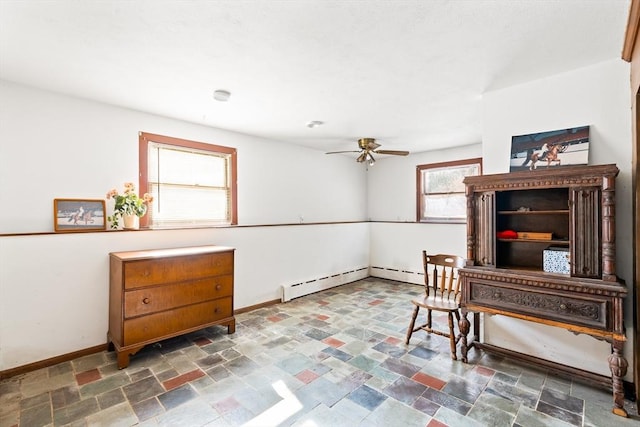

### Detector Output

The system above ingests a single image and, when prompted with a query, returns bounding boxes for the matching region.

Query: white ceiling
[0,0,631,156]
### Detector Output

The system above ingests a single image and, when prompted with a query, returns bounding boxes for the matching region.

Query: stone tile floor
[0,278,638,426]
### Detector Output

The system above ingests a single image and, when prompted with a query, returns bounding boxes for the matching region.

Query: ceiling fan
[325,138,410,165]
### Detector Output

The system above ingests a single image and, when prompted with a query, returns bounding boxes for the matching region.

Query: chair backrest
[423,252,465,301]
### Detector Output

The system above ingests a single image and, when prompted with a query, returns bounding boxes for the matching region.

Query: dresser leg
[227,319,236,334]
[117,351,131,370]
[608,340,628,417]
[459,311,470,363]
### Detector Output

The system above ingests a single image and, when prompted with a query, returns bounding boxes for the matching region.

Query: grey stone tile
[347,384,387,410]
[361,397,431,427]
[371,341,407,358]
[305,328,332,341]
[540,387,584,414]
[467,400,515,427]
[19,402,52,427]
[202,339,236,354]
[476,388,520,415]
[433,405,484,427]
[321,346,352,362]
[122,376,165,405]
[53,396,99,425]
[486,378,539,409]
[223,355,261,377]
[514,405,577,427]
[383,376,427,405]
[158,384,198,411]
[296,376,350,408]
[19,391,50,410]
[441,375,485,404]
[79,372,131,399]
[379,357,420,378]
[48,361,73,378]
[96,387,126,410]
[85,401,138,427]
[71,353,107,373]
[51,385,80,410]
[275,353,315,375]
[422,387,472,415]
[131,397,164,422]
[348,354,379,372]
[536,400,582,426]
[155,399,220,427]
[412,395,440,416]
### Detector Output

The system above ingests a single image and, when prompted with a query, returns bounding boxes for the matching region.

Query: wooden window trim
[416,157,482,223]
[138,132,238,227]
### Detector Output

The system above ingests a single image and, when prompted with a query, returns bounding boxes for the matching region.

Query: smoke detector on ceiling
[213,89,231,102]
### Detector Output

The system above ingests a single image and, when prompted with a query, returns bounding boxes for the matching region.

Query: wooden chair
[406,252,465,360]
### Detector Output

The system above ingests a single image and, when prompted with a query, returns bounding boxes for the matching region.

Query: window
[417,158,482,223]
[139,132,237,228]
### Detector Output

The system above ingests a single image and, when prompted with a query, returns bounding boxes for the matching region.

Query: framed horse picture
[54,198,106,232]
[509,125,590,172]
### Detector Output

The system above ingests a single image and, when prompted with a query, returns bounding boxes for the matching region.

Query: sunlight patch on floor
[241,380,303,426]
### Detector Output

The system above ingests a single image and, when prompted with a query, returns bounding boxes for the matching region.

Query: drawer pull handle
[216,284,222,290]
[493,292,501,299]
[142,297,150,304]
[143,270,150,277]
[559,303,567,310]
[214,307,220,313]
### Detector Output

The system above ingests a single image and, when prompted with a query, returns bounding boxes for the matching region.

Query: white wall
[367,145,482,283]
[0,81,367,232]
[482,58,634,378]
[0,81,369,371]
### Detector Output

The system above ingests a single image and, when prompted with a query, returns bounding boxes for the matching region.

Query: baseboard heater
[281,267,369,302]
[369,266,424,285]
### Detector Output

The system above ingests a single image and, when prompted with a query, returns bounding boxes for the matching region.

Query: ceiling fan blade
[326,150,361,154]
[374,150,410,156]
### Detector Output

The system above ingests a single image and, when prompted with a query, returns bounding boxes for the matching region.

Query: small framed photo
[54,199,106,232]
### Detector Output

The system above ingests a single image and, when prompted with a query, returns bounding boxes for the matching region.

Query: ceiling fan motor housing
[358,138,378,150]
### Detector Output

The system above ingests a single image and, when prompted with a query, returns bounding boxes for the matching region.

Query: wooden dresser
[459,164,628,416]
[108,245,235,368]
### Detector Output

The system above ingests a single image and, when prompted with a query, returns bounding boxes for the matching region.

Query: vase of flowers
[106,182,153,230]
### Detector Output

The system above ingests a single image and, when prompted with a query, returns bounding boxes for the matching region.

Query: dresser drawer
[123,251,233,289]
[124,275,232,318]
[468,282,608,329]
[123,297,233,345]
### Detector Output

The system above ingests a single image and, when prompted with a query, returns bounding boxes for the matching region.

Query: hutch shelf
[458,164,628,417]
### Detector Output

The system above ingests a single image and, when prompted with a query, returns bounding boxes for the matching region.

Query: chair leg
[448,312,457,360]
[406,305,420,344]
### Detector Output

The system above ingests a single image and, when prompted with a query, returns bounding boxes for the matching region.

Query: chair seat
[411,295,459,311]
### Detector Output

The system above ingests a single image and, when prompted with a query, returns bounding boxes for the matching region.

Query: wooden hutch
[458,164,628,416]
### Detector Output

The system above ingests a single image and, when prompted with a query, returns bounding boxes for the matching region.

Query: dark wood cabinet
[459,164,629,417]
[108,245,235,369]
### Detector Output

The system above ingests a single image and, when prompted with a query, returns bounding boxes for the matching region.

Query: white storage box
[543,246,570,275]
